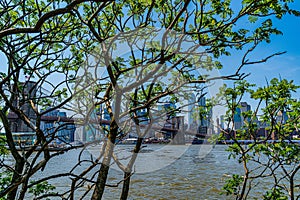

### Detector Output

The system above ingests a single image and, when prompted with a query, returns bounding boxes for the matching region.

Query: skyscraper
[187,93,196,129]
[234,102,251,130]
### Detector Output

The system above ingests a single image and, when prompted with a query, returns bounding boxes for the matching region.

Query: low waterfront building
[41,109,75,143]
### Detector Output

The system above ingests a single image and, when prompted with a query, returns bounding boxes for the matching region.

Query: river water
[33,144,299,199]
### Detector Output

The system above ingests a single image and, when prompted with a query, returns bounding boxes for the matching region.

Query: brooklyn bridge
[7,111,210,145]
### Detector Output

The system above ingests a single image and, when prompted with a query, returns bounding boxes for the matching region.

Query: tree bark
[120,172,131,200]
[7,160,25,200]
[91,119,118,199]
[0,110,25,199]
[120,137,143,200]
[91,163,110,200]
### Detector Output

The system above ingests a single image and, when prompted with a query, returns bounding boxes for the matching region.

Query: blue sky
[220,2,300,91]
[1,2,299,114]
[202,0,300,118]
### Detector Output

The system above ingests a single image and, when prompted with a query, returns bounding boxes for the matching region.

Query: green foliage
[0,171,12,200]
[221,78,300,199]
[29,181,56,199]
[0,0,299,199]
[263,188,288,200]
[222,174,243,196]
[0,171,12,190]
[0,136,8,155]
[0,136,9,200]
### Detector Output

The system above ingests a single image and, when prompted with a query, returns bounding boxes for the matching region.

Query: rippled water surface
[32,144,299,199]
[102,145,236,200]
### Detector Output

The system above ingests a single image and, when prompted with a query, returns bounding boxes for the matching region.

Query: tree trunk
[120,172,131,200]
[7,160,25,200]
[91,119,118,199]
[0,111,25,200]
[120,137,143,200]
[91,163,110,200]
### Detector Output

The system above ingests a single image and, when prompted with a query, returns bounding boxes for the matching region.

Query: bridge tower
[171,116,185,145]
[9,81,37,132]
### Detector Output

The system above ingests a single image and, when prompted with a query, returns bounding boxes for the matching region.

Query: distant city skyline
[1,2,299,135]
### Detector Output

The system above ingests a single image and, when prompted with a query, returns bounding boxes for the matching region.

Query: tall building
[9,81,37,132]
[276,110,288,124]
[99,105,111,121]
[195,96,214,135]
[198,96,208,127]
[220,115,225,130]
[234,102,251,130]
[155,102,176,121]
[187,93,197,129]
[136,109,149,125]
